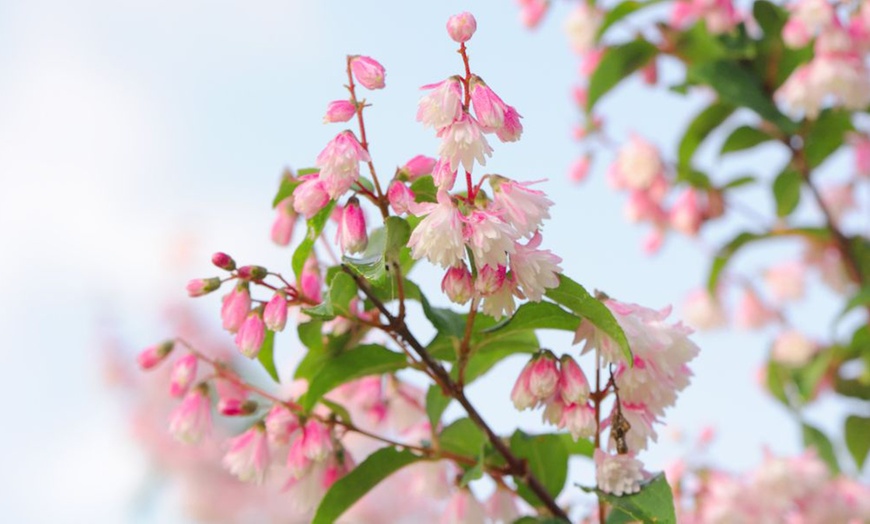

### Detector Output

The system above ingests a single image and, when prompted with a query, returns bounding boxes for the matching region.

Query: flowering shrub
[128,10,708,523]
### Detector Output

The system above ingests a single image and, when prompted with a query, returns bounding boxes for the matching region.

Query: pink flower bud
[669,188,704,236]
[223,424,270,484]
[447,12,477,43]
[237,265,268,281]
[441,264,474,305]
[271,197,297,246]
[323,99,356,123]
[484,486,520,523]
[301,419,333,461]
[337,197,368,254]
[215,378,251,416]
[771,330,817,367]
[293,175,330,218]
[168,384,212,444]
[265,405,300,444]
[221,284,251,333]
[401,154,437,179]
[560,402,596,440]
[388,180,415,215]
[852,135,870,178]
[495,105,523,142]
[350,55,386,90]
[569,156,591,183]
[186,277,221,297]
[528,352,559,399]
[641,60,658,85]
[137,340,174,370]
[169,353,198,398]
[559,355,590,404]
[470,76,509,130]
[263,292,288,332]
[511,358,536,410]
[734,288,777,330]
[212,252,236,271]
[518,0,548,28]
[286,434,312,479]
[432,158,457,190]
[300,256,323,303]
[475,264,507,296]
[235,312,266,358]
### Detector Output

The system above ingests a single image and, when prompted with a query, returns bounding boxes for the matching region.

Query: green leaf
[845,415,870,469]
[722,175,757,189]
[485,301,581,334]
[271,173,300,208]
[426,384,452,428]
[440,418,486,457]
[301,271,359,321]
[670,22,727,63]
[707,231,765,291]
[510,430,569,508]
[292,201,335,281]
[587,39,658,110]
[688,60,797,133]
[753,0,787,36]
[409,175,437,203]
[805,110,853,168]
[839,287,870,321]
[384,216,411,262]
[675,166,712,189]
[557,432,595,457]
[678,102,735,166]
[773,168,802,217]
[298,320,324,351]
[545,275,632,363]
[802,424,839,474]
[257,329,279,383]
[459,449,485,487]
[720,125,773,155]
[311,447,423,524]
[596,0,666,41]
[420,293,466,338]
[298,344,407,411]
[765,359,791,406]
[594,473,676,524]
[343,227,388,283]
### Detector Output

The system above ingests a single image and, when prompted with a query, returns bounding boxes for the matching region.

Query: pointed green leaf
[257,329,279,383]
[678,102,735,166]
[426,384,452,428]
[720,125,773,155]
[587,39,658,110]
[292,201,336,281]
[802,423,840,474]
[596,0,667,41]
[271,173,301,208]
[312,447,423,524]
[440,418,486,457]
[845,415,870,469]
[485,301,582,334]
[510,430,569,508]
[298,344,407,411]
[593,473,676,524]
[773,168,802,217]
[805,109,853,168]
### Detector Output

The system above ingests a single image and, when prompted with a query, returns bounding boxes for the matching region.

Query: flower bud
[301,419,333,461]
[559,355,590,404]
[223,423,270,484]
[212,252,236,271]
[221,283,251,333]
[293,175,330,218]
[528,351,559,399]
[401,155,437,180]
[447,12,477,43]
[169,383,212,444]
[337,197,368,254]
[300,256,323,303]
[264,292,288,332]
[441,264,473,305]
[216,378,251,416]
[265,405,300,444]
[323,99,356,123]
[235,312,266,358]
[137,340,174,370]
[350,55,386,90]
[475,264,506,296]
[388,180,415,215]
[271,197,297,246]
[186,277,221,297]
[169,353,198,398]
[511,358,536,410]
[237,265,268,281]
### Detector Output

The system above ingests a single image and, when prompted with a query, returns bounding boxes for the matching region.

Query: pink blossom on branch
[168,384,212,444]
[322,99,356,123]
[222,424,270,484]
[349,55,386,90]
[315,130,371,199]
[437,112,493,172]
[407,190,466,268]
[417,77,463,130]
[446,12,477,43]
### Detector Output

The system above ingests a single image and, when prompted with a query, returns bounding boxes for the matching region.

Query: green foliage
[804,110,854,168]
[802,423,840,474]
[440,418,486,457]
[302,271,359,320]
[772,168,802,217]
[297,344,407,411]
[545,275,632,363]
[510,430,570,508]
[425,384,451,428]
[678,101,735,167]
[596,0,666,41]
[271,173,301,208]
[845,415,870,470]
[343,216,411,285]
[587,39,658,110]
[590,474,676,524]
[292,201,335,281]
[485,301,581,334]
[256,329,280,383]
[311,447,423,524]
[720,125,774,155]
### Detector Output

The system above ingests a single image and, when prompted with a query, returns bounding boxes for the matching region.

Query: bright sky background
[0,1,857,522]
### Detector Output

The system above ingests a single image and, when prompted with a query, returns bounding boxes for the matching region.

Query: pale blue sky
[0,1,856,521]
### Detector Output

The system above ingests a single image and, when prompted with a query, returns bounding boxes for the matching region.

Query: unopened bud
[264,292,288,332]
[349,55,386,90]
[212,252,236,271]
[442,264,473,305]
[186,277,222,297]
[338,197,368,254]
[238,265,268,281]
[323,100,357,123]
[447,12,477,43]
[137,340,174,370]
[235,312,266,358]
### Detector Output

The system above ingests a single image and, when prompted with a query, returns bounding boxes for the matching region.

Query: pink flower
[300,255,323,303]
[437,113,493,172]
[470,76,509,130]
[301,420,333,461]
[484,486,520,523]
[734,288,777,330]
[263,292,288,332]
[186,277,220,297]
[292,174,330,218]
[350,55,386,90]
[442,264,474,305]
[401,154,437,179]
[221,284,251,333]
[169,354,198,398]
[510,358,536,410]
[475,264,506,296]
[286,433,313,479]
[432,158,457,190]
[337,197,368,254]
[315,130,371,199]
[223,424,270,484]
[609,134,665,190]
[510,232,562,302]
[569,156,591,183]
[417,77,463,130]
[441,490,486,524]
[463,209,517,268]
[490,176,553,237]
[772,330,817,367]
[480,274,517,320]
[271,197,298,246]
[137,341,173,370]
[669,188,704,236]
[407,190,466,268]
[518,0,548,28]
[682,288,727,330]
[322,99,356,123]
[215,378,252,416]
[447,12,477,43]
[235,312,266,358]
[169,385,212,444]
[851,134,870,177]
[528,352,559,400]
[559,355,590,404]
[265,404,300,444]
[388,180,415,215]
[495,105,523,142]
[764,261,805,302]
[595,449,645,495]
[560,402,596,440]
[564,3,603,55]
